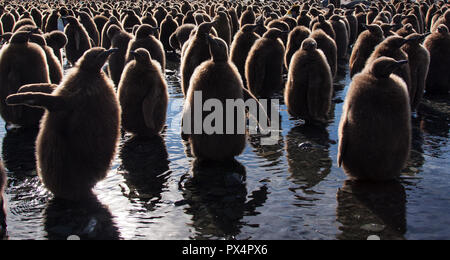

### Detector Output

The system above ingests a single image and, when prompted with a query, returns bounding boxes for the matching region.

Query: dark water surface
[2,61,449,240]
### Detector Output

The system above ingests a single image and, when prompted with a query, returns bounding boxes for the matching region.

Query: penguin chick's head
[197,21,216,37]
[241,23,259,33]
[129,48,152,65]
[384,35,409,48]
[301,38,317,52]
[369,57,408,79]
[62,16,79,26]
[44,31,68,49]
[107,25,122,40]
[364,24,383,38]
[405,32,430,45]
[78,47,118,72]
[263,28,287,40]
[9,31,33,44]
[135,24,158,39]
[437,24,449,34]
[207,36,228,62]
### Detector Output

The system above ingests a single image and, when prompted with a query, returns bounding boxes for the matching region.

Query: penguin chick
[63,16,92,65]
[44,31,67,65]
[365,36,412,95]
[107,25,133,87]
[245,28,286,98]
[159,14,178,52]
[181,21,216,97]
[424,24,450,95]
[349,24,384,78]
[310,29,338,79]
[182,36,246,161]
[0,31,50,128]
[338,57,411,181]
[118,48,168,137]
[285,26,311,69]
[6,48,121,201]
[230,23,261,86]
[169,23,195,51]
[402,33,430,110]
[285,38,333,123]
[126,24,165,73]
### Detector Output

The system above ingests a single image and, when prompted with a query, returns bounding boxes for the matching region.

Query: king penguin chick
[181,21,216,97]
[107,25,133,87]
[402,33,430,110]
[338,57,411,181]
[182,36,246,162]
[118,48,168,137]
[245,28,286,98]
[285,38,332,123]
[6,47,121,201]
[424,24,450,95]
[310,29,338,79]
[365,36,412,95]
[0,31,50,129]
[159,14,178,52]
[126,24,165,74]
[63,16,92,66]
[350,24,384,78]
[285,26,311,69]
[230,23,260,87]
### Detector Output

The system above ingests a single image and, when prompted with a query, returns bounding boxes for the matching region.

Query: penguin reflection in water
[338,57,412,181]
[6,48,121,200]
[0,161,6,237]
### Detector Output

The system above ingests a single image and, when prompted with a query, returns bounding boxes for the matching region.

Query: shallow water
[2,60,449,240]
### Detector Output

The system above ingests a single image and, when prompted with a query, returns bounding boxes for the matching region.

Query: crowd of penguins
[0,0,449,237]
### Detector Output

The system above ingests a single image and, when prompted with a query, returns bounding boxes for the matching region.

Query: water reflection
[119,135,170,208]
[336,180,407,240]
[181,159,268,239]
[44,196,121,240]
[286,124,332,189]
[2,129,38,175]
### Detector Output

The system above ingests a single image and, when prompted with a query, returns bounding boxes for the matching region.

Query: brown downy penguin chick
[329,15,349,63]
[44,31,67,66]
[402,33,430,110]
[345,10,358,46]
[312,15,336,40]
[365,36,412,94]
[424,24,450,95]
[396,23,416,37]
[6,47,121,201]
[79,11,100,46]
[285,38,332,123]
[297,10,311,28]
[93,15,108,42]
[285,26,311,69]
[44,9,59,33]
[402,14,420,34]
[0,160,5,236]
[159,14,178,52]
[63,16,92,66]
[349,24,384,78]
[1,12,15,33]
[118,48,168,137]
[126,24,165,73]
[169,23,195,51]
[181,21,216,96]
[107,25,133,87]
[230,23,261,86]
[29,33,63,84]
[240,6,256,27]
[213,11,232,48]
[101,16,122,49]
[0,31,50,129]
[182,36,246,161]
[12,18,35,32]
[245,28,286,98]
[310,29,338,79]
[381,23,396,38]
[338,57,411,181]
[122,10,141,32]
[431,9,450,34]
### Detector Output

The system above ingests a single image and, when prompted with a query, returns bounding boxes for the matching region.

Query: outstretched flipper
[6,93,66,112]
[18,83,58,94]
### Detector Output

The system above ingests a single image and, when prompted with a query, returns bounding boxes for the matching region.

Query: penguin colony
[0,0,448,236]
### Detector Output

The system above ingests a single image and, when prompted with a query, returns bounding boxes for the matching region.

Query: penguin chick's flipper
[6,93,66,112]
[18,83,58,94]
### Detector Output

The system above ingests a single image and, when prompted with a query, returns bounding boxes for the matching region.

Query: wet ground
[1,60,449,240]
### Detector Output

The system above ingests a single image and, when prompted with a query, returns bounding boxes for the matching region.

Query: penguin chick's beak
[129,51,139,59]
[396,60,408,66]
